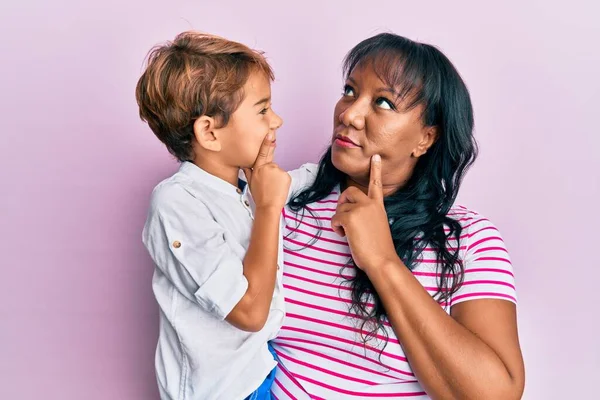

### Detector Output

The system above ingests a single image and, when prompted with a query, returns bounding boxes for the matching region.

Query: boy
[135,31,315,400]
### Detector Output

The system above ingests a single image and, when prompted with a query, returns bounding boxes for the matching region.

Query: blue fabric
[245,343,277,400]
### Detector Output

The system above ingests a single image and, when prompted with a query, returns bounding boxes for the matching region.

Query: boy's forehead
[244,71,271,100]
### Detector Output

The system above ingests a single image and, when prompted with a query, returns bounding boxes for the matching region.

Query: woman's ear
[193,116,221,152]
[412,126,438,157]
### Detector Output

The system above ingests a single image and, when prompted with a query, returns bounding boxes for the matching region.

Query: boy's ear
[193,116,221,152]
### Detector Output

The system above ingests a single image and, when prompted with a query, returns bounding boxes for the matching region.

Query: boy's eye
[342,85,355,97]
[375,97,395,110]
[260,107,269,115]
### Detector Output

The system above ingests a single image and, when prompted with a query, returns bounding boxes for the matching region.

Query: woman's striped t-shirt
[271,190,517,399]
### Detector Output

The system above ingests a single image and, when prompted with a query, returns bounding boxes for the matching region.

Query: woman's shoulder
[445,205,509,259]
[444,206,517,305]
[446,205,498,234]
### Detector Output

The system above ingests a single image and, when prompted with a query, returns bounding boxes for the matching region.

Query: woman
[271,33,525,399]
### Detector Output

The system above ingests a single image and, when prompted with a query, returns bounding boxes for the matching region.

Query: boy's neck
[193,157,241,188]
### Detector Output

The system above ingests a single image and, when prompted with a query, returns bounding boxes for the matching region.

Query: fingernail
[373,154,381,162]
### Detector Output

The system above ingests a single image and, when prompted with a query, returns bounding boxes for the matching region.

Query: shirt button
[236,188,242,194]
[244,200,250,207]
[172,241,181,249]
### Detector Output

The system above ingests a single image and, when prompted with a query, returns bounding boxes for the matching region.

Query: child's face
[219,70,283,168]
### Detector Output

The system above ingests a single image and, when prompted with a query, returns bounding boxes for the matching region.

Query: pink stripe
[284,272,353,291]
[451,292,517,304]
[284,284,375,308]
[275,349,379,385]
[316,199,339,204]
[286,297,392,327]
[286,313,400,345]
[306,205,337,212]
[474,256,511,265]
[284,237,352,257]
[278,326,409,364]
[423,246,466,251]
[278,364,307,396]
[412,257,464,264]
[423,286,450,292]
[285,225,349,246]
[465,267,514,277]
[447,211,470,216]
[445,233,470,242]
[468,226,499,238]
[289,372,426,397]
[274,378,297,400]
[463,218,490,230]
[276,336,414,377]
[277,342,399,380]
[468,236,503,251]
[284,210,334,232]
[297,213,332,221]
[461,279,515,290]
[473,246,507,254]
[284,249,348,267]
[412,271,456,278]
[284,261,354,280]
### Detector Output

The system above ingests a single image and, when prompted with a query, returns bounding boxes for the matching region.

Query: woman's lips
[334,135,360,148]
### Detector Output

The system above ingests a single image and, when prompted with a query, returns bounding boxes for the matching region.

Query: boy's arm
[143,189,250,325]
[143,188,279,332]
[225,205,281,331]
[227,134,291,331]
[228,160,320,330]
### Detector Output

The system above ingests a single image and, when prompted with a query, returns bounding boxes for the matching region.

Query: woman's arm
[367,260,524,400]
[331,156,524,400]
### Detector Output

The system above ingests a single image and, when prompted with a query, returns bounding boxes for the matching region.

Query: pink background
[1,0,598,398]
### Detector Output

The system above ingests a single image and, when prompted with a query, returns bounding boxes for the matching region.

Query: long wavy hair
[288,33,478,348]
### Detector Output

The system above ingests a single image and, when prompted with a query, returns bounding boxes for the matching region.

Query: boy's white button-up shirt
[142,161,317,400]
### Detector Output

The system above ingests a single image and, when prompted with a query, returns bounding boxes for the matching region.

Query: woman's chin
[331,148,369,180]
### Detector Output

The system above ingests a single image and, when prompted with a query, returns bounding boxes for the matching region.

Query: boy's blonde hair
[135,31,274,161]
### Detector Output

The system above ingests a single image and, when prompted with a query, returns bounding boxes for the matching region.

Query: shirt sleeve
[142,183,248,320]
[286,163,319,203]
[450,214,517,307]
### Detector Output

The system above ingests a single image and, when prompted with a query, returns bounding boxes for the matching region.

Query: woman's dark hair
[289,33,478,349]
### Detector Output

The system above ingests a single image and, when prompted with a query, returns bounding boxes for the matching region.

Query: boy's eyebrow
[254,97,271,106]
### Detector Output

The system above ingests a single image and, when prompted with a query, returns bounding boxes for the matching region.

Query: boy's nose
[271,111,283,130]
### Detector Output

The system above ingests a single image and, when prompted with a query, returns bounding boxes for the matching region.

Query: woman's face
[331,62,436,190]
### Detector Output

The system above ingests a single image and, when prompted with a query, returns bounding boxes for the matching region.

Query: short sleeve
[450,214,517,307]
[142,183,248,320]
[286,163,318,203]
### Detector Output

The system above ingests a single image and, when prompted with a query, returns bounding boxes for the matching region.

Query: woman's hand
[331,155,399,272]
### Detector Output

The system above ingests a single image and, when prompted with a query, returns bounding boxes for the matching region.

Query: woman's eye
[342,85,355,97]
[375,97,394,110]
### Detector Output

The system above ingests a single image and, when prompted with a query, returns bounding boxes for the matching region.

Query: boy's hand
[243,133,291,210]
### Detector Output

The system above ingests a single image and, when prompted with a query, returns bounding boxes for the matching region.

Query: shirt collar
[179,161,248,197]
